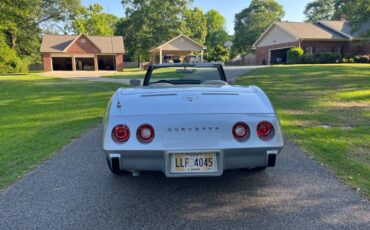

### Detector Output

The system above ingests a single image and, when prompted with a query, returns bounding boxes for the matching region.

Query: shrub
[0,38,29,74]
[341,57,348,63]
[348,58,355,63]
[315,52,341,64]
[301,54,315,64]
[358,55,369,63]
[354,56,361,63]
[205,45,229,62]
[287,47,304,64]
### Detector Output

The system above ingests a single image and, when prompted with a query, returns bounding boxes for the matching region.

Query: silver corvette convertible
[103,63,283,177]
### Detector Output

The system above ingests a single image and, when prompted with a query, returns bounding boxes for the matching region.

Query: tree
[233,0,285,54]
[117,0,192,62]
[115,17,150,62]
[0,0,81,66]
[205,45,229,62]
[0,35,28,74]
[183,7,207,44]
[37,0,81,25]
[205,10,228,48]
[0,0,41,62]
[206,10,226,34]
[304,0,335,22]
[68,4,119,35]
[333,0,370,35]
[203,10,230,61]
[303,0,370,36]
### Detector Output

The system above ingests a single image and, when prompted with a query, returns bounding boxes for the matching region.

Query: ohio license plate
[171,152,217,173]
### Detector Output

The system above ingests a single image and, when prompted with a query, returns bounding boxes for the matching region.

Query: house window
[305,47,313,54]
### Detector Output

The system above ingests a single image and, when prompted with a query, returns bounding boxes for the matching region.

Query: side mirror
[129,79,141,87]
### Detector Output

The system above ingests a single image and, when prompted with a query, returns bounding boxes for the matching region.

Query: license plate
[170,152,217,173]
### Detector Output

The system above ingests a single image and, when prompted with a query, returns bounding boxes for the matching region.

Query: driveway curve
[1,126,369,229]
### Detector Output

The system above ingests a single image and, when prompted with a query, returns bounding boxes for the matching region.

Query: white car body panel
[103,64,283,177]
[111,85,274,115]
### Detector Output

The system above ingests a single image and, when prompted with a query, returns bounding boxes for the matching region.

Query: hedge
[285,47,370,64]
[287,47,304,64]
[316,52,341,64]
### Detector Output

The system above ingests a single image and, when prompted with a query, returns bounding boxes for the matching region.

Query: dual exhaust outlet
[108,150,278,174]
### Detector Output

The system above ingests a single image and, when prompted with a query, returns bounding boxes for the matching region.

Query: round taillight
[112,124,130,143]
[137,124,155,143]
[232,122,250,141]
[257,121,274,141]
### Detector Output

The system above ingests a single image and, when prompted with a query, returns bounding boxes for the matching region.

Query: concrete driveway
[39,70,117,78]
[1,126,369,229]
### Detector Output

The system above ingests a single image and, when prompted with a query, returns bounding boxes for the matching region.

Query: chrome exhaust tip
[108,154,121,173]
[267,150,278,167]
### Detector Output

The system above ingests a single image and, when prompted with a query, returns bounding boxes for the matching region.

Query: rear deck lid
[116,85,274,115]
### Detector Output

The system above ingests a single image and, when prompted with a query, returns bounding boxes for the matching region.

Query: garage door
[98,55,115,70]
[270,48,291,65]
[75,58,95,71]
[52,57,72,71]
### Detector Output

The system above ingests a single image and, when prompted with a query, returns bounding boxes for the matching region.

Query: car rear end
[103,86,283,177]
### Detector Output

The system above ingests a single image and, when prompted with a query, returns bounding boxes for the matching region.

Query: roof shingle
[40,34,124,53]
[318,20,370,38]
[274,21,347,40]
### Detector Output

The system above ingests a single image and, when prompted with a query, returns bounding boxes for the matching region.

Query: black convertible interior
[143,63,227,86]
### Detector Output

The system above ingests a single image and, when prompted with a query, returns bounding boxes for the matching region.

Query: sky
[82,0,312,34]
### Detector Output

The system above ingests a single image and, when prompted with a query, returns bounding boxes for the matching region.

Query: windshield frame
[143,63,227,86]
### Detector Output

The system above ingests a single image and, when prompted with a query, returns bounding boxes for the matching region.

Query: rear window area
[149,67,222,85]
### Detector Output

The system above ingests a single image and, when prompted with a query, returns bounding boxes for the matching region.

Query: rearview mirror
[129,79,141,87]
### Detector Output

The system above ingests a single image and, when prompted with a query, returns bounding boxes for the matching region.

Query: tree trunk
[5,30,17,49]
[11,35,16,49]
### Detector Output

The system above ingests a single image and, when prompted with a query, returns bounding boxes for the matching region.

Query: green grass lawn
[0,75,121,189]
[236,64,370,198]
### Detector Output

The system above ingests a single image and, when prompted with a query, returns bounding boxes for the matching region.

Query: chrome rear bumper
[105,147,281,177]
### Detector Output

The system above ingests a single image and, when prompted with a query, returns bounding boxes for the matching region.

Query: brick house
[253,20,370,65]
[40,34,124,71]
